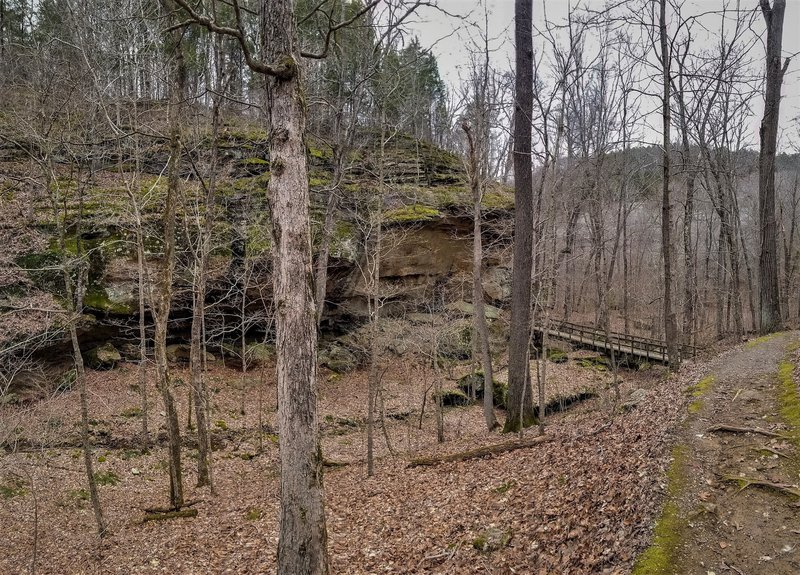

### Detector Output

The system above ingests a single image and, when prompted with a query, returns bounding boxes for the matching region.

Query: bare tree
[463,122,497,431]
[658,0,680,369]
[758,0,790,333]
[506,0,536,433]
[151,11,186,510]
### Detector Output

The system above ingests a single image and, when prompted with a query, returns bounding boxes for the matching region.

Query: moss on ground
[746,332,783,348]
[686,374,715,414]
[631,445,688,574]
[777,360,800,451]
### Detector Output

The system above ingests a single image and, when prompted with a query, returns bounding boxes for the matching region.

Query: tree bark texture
[463,122,497,431]
[659,0,680,370]
[758,0,789,333]
[153,19,185,510]
[263,2,329,573]
[505,0,536,433]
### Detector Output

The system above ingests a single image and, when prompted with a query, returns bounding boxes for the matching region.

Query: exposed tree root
[408,435,549,467]
[722,475,800,498]
[706,425,786,438]
[754,445,790,458]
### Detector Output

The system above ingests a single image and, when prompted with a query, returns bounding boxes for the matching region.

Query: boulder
[166,344,191,363]
[457,372,507,408]
[244,342,273,367]
[445,300,501,320]
[437,321,472,360]
[483,267,511,302]
[623,388,648,411]
[319,344,359,373]
[86,343,121,370]
[119,343,143,361]
[434,388,472,407]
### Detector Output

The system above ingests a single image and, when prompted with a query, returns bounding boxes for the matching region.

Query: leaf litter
[0,353,702,574]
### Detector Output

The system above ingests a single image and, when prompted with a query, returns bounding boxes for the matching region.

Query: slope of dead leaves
[0,352,708,574]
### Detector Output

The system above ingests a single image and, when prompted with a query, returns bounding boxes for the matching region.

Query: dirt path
[635,333,800,574]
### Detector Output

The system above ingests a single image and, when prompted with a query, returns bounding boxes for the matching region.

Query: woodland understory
[2,347,703,574]
[1,0,799,573]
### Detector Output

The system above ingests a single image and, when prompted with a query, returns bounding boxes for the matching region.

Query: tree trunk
[659,0,680,370]
[562,205,580,321]
[781,175,798,321]
[505,0,536,433]
[676,62,697,347]
[189,85,221,490]
[463,123,497,431]
[263,2,329,572]
[122,108,150,449]
[314,159,342,327]
[52,170,105,537]
[153,18,185,510]
[758,0,789,333]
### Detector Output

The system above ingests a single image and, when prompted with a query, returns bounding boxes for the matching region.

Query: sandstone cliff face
[0,126,514,376]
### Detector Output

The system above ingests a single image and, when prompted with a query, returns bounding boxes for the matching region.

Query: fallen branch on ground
[408,435,549,467]
[143,499,202,514]
[722,475,800,498]
[142,508,198,522]
[707,425,786,438]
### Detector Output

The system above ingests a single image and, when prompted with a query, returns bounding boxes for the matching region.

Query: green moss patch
[686,374,715,414]
[746,332,783,349]
[93,470,121,486]
[631,445,688,574]
[481,190,515,210]
[383,204,441,223]
[777,360,800,450]
[0,477,28,499]
[84,286,137,315]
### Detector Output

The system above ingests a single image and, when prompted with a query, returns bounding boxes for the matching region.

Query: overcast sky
[408,0,800,151]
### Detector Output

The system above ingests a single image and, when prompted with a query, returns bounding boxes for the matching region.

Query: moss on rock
[383,204,441,223]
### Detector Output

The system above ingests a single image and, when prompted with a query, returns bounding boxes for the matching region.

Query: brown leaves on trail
[0,357,692,574]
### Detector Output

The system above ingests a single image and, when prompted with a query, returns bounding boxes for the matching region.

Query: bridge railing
[541,320,698,362]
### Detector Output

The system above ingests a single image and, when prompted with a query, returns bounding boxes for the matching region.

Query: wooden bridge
[535,320,696,364]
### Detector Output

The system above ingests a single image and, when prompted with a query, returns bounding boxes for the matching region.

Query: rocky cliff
[0,123,514,388]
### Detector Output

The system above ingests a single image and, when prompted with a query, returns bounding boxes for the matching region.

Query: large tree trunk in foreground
[505,0,536,433]
[263,2,329,573]
[758,0,789,334]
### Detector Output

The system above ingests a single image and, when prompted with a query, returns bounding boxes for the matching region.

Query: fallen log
[142,508,198,522]
[143,499,202,514]
[408,435,549,468]
[707,425,786,438]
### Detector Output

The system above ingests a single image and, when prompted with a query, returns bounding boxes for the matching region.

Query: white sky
[409,0,800,151]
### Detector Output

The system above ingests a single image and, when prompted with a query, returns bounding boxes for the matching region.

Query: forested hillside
[1,1,799,574]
